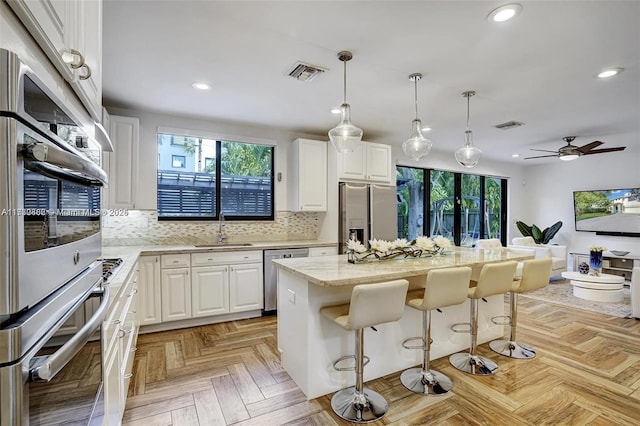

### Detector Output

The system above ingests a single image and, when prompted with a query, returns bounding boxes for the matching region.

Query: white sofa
[509,236,567,280]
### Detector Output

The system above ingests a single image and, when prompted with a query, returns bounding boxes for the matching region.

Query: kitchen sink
[193,243,253,248]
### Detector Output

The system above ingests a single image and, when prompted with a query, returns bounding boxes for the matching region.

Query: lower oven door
[0,281,109,426]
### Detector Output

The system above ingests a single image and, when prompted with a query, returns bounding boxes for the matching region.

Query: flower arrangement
[588,245,607,252]
[346,236,453,263]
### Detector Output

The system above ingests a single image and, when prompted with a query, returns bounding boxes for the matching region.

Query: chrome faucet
[218,212,227,243]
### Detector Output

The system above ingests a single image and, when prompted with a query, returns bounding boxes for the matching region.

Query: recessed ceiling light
[422,126,432,132]
[511,153,520,158]
[192,82,211,90]
[597,68,623,79]
[487,3,523,22]
[330,108,341,114]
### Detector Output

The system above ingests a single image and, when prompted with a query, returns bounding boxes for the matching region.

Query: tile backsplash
[102,210,319,245]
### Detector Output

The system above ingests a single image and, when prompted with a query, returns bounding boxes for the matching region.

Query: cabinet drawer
[161,254,191,269]
[609,258,631,269]
[308,246,338,257]
[192,250,262,266]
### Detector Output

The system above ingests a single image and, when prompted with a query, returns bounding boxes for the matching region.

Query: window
[157,133,274,220]
[172,155,186,168]
[397,166,507,247]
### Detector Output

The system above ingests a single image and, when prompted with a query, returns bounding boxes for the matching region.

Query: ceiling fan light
[487,3,523,22]
[329,103,363,153]
[402,119,432,161]
[559,153,579,161]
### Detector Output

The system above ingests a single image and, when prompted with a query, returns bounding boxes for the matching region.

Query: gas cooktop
[101,258,123,282]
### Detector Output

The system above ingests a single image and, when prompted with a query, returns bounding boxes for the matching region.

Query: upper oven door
[15,120,105,315]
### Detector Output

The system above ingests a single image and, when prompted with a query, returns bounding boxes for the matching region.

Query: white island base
[277,268,506,400]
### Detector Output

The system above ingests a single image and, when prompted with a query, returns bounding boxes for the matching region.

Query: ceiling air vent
[287,62,327,82]
[494,120,524,130]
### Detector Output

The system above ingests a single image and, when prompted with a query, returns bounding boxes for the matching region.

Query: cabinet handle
[111,319,121,325]
[61,48,84,68]
[131,347,137,353]
[156,258,158,263]
[128,310,137,315]
[118,329,125,338]
[128,289,138,297]
[123,373,133,379]
[224,267,228,272]
[79,63,91,80]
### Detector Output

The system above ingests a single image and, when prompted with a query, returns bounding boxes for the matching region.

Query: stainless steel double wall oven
[0,49,109,425]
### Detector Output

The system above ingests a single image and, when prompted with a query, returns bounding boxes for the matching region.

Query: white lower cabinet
[191,265,230,316]
[137,256,161,325]
[137,251,263,328]
[308,246,339,257]
[103,262,139,426]
[229,262,263,312]
[160,267,191,322]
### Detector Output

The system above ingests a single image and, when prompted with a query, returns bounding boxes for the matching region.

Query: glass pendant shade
[329,103,363,153]
[402,118,432,161]
[455,130,482,168]
[328,51,362,153]
[402,73,432,161]
[455,90,482,168]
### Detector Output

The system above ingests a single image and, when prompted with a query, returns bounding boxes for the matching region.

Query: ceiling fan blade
[529,148,559,153]
[524,154,560,160]
[577,141,604,153]
[582,147,626,155]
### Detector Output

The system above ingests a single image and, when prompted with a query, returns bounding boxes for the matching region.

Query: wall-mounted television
[573,188,640,237]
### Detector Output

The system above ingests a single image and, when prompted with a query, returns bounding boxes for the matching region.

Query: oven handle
[29,286,110,382]
[22,142,107,186]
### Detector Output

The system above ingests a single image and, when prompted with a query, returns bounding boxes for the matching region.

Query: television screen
[573,188,640,237]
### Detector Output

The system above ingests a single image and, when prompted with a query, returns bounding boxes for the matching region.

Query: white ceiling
[102,1,640,165]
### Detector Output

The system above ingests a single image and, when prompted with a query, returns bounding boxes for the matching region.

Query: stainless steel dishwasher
[263,248,309,314]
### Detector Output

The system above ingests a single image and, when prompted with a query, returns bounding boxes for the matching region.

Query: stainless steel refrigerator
[339,182,398,253]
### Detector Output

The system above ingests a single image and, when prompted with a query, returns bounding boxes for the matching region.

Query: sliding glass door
[397,166,507,246]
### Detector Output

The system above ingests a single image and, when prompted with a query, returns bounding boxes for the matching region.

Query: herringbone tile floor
[123,297,640,425]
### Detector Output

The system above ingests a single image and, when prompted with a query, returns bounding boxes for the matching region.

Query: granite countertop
[101,239,338,294]
[272,247,535,287]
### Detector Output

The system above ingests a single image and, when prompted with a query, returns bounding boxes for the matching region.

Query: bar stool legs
[449,298,498,375]
[400,310,453,394]
[489,292,536,358]
[330,328,387,423]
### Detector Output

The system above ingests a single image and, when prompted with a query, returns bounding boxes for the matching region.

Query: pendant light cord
[343,59,347,104]
[414,78,419,120]
[466,94,471,131]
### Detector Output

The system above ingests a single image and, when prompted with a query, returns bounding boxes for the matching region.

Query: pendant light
[402,73,432,161]
[455,90,482,168]
[328,51,363,153]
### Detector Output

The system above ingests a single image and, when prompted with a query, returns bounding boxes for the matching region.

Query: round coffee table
[561,271,625,302]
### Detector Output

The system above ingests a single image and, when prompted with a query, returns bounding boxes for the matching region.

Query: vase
[589,250,603,276]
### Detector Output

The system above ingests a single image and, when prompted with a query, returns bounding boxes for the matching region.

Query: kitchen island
[273,247,534,399]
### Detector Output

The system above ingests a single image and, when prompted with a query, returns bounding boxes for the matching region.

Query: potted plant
[516,220,562,244]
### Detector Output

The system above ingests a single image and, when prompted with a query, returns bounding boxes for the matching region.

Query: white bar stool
[320,279,409,423]
[400,266,472,395]
[449,261,517,375]
[489,257,552,358]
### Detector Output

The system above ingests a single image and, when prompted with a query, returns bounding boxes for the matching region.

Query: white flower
[389,238,410,250]
[433,236,453,249]
[347,239,367,253]
[588,245,607,252]
[369,238,392,253]
[415,236,435,251]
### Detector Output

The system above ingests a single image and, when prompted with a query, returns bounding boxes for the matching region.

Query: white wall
[105,106,323,211]
[522,151,640,255]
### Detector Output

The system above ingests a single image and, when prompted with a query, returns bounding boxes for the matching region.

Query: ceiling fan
[524,136,626,161]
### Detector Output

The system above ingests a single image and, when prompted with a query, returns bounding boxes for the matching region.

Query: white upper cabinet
[337,141,394,185]
[8,0,104,121]
[288,138,328,212]
[103,115,139,209]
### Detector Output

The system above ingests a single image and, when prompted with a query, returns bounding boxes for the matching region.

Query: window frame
[157,130,275,221]
[171,154,186,168]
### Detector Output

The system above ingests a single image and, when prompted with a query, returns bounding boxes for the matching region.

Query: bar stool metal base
[330,386,388,423]
[489,339,536,359]
[400,368,453,395]
[449,353,498,375]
